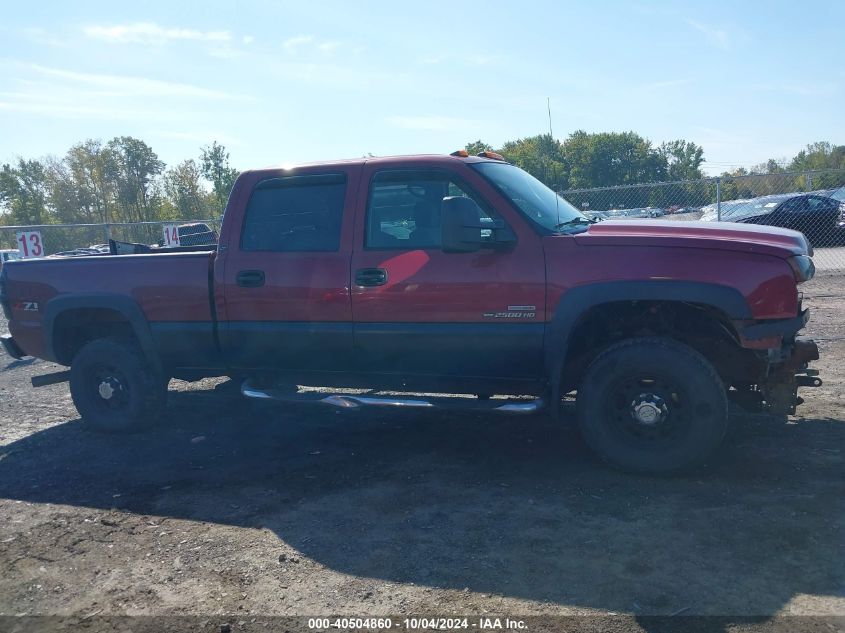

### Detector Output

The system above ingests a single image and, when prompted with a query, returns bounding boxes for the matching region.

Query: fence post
[806,172,812,191]
[716,177,722,221]
[104,223,111,243]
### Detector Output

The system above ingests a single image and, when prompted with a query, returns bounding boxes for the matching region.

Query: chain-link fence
[560,168,845,270]
[0,219,222,257]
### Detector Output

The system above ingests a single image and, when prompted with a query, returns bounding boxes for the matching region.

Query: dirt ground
[0,273,843,628]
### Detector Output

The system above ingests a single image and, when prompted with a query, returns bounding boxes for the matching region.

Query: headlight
[788,255,815,283]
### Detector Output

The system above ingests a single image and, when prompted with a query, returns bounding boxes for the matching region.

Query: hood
[573,219,810,258]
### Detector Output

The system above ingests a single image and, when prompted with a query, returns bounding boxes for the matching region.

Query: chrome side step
[241,381,545,415]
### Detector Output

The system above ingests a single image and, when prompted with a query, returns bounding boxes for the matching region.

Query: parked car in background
[701,193,843,246]
[50,244,110,258]
[174,222,218,247]
[827,186,845,203]
[606,207,665,219]
[606,208,643,218]
[823,187,845,228]
[0,249,20,269]
[700,198,752,222]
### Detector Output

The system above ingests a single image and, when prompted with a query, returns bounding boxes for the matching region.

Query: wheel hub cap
[98,378,119,400]
[630,393,668,426]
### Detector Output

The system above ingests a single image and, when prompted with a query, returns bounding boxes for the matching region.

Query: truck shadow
[0,384,843,623]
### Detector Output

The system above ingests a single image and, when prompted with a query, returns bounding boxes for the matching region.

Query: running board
[240,381,545,414]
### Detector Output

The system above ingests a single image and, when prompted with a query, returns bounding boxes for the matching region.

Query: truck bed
[2,251,216,365]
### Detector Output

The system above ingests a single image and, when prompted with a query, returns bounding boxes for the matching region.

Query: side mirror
[441,196,513,253]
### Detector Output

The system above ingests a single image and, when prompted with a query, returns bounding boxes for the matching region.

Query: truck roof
[245,153,499,176]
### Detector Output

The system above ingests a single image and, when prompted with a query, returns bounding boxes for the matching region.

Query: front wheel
[576,337,728,474]
[70,338,167,433]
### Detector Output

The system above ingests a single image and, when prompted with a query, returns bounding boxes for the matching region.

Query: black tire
[576,337,728,474]
[69,338,167,433]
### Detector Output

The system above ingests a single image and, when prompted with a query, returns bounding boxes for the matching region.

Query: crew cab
[0,152,821,473]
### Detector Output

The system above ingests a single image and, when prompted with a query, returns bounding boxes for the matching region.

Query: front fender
[544,280,752,417]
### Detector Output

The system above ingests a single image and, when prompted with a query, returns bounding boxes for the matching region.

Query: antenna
[548,97,561,227]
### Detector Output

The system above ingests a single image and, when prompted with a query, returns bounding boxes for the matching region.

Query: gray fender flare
[43,294,159,366]
[544,280,751,418]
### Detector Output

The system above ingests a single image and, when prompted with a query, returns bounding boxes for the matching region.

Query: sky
[1,0,843,177]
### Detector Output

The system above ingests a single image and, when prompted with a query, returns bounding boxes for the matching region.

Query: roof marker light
[450,150,469,157]
[477,151,505,161]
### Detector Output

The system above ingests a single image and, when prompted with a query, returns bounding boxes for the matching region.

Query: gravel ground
[0,273,843,627]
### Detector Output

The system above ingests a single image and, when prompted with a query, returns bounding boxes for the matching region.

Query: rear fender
[43,294,158,366]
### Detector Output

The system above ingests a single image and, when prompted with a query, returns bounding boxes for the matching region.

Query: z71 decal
[14,301,40,312]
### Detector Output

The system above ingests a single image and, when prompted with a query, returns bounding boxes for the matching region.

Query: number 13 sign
[16,231,44,258]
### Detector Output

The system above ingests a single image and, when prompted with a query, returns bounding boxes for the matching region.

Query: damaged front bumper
[733,310,822,415]
[762,337,822,415]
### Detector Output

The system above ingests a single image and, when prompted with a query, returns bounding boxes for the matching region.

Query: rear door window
[241,174,347,252]
[807,196,833,211]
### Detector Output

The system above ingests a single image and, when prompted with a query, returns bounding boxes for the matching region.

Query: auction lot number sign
[16,231,44,258]
[162,224,181,247]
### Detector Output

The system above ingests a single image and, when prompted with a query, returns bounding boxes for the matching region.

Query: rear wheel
[70,338,167,433]
[576,337,728,474]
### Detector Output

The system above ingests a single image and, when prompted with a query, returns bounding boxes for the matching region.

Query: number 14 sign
[16,231,44,258]
[162,224,180,247]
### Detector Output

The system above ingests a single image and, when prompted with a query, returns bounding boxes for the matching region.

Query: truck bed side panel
[4,252,216,366]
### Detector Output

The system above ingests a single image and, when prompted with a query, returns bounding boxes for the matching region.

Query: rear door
[219,166,360,372]
[349,162,546,391]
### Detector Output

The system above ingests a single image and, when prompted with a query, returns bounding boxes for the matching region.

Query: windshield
[829,186,845,203]
[470,162,587,233]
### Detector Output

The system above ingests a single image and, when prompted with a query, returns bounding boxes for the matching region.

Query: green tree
[788,142,845,172]
[464,140,493,155]
[0,159,51,225]
[164,159,209,219]
[106,136,165,222]
[43,141,120,224]
[498,134,567,190]
[563,130,665,191]
[747,158,787,175]
[200,141,239,214]
[64,140,119,223]
[786,142,845,190]
[44,156,83,223]
[718,168,757,202]
[658,140,705,181]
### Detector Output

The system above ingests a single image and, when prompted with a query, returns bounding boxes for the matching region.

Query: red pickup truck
[0,152,821,472]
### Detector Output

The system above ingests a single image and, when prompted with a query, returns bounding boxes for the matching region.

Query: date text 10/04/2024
[307,617,528,630]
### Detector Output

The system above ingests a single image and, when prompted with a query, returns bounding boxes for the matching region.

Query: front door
[349,164,546,392]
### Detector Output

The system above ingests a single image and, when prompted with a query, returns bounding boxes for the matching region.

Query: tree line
[467,133,845,191]
[718,141,845,202]
[469,133,844,211]
[2,132,842,227]
[0,138,237,227]
[465,131,707,191]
